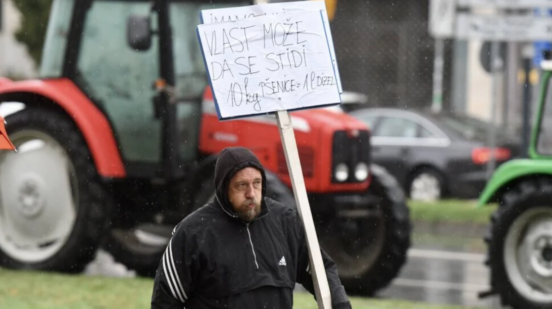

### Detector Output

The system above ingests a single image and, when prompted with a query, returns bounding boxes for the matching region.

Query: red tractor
[0,0,410,296]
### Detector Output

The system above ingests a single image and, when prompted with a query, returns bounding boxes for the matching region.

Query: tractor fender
[0,78,125,177]
[478,158,552,207]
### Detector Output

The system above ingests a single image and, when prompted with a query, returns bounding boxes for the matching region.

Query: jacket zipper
[245,223,259,269]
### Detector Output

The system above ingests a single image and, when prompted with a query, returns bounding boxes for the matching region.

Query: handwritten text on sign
[200,0,342,93]
[197,10,341,120]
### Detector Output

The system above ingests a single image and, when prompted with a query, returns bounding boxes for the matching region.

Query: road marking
[392,278,489,292]
[408,248,486,263]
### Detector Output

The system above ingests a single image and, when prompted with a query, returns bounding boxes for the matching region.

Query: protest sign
[197,8,340,120]
[200,0,342,93]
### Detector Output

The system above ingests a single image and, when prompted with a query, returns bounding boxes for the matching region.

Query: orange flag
[0,116,16,151]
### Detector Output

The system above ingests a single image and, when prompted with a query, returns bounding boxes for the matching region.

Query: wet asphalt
[377,246,501,308]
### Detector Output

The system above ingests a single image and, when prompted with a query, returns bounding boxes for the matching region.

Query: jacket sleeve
[151,222,195,309]
[294,212,352,309]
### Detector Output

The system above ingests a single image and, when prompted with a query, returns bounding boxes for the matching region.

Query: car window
[432,113,513,142]
[356,114,378,128]
[419,125,435,138]
[375,117,418,138]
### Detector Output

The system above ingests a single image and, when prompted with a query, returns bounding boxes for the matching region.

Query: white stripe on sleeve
[162,242,185,303]
[168,239,188,299]
[162,250,182,302]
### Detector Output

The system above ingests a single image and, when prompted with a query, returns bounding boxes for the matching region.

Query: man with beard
[151,146,352,309]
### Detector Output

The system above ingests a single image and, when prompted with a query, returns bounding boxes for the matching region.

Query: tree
[12,0,53,65]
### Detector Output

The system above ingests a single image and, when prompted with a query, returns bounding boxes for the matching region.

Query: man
[151,146,352,309]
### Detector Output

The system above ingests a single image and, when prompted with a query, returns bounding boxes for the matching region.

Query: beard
[237,199,261,222]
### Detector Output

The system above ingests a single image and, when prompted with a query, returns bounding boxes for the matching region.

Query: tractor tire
[0,107,111,273]
[104,170,296,278]
[103,223,172,277]
[485,178,552,309]
[322,164,411,296]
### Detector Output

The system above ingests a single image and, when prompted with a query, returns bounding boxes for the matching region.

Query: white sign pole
[276,110,331,309]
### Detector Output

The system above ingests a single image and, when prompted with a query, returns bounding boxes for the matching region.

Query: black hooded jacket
[151,147,352,309]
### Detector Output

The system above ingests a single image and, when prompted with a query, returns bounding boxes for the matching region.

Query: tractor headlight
[354,163,369,181]
[335,163,349,182]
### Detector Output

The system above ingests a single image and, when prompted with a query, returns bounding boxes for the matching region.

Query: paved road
[377,248,502,308]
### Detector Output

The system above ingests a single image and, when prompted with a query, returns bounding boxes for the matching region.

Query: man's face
[228,167,262,222]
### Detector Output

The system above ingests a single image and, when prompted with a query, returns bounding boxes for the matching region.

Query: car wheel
[408,168,444,201]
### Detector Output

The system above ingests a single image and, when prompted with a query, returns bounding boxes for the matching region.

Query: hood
[214,147,268,220]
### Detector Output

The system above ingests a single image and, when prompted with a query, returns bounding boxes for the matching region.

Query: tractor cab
[39,0,252,180]
[533,60,552,158]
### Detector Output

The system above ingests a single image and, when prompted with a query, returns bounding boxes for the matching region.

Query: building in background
[330,0,534,134]
[330,0,455,112]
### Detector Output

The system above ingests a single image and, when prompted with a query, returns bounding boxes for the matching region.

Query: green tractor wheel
[486,179,552,309]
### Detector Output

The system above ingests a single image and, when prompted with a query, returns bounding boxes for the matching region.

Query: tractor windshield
[536,73,552,155]
[40,0,75,77]
[169,1,248,99]
[169,1,248,162]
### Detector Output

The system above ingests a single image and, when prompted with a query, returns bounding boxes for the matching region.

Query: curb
[412,220,487,238]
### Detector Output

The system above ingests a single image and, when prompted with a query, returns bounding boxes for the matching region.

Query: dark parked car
[348,107,521,201]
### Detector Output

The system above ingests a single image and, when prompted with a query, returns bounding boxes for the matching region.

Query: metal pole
[521,45,533,158]
[487,40,502,178]
[451,40,469,114]
[276,110,331,309]
[432,38,445,113]
[505,42,520,130]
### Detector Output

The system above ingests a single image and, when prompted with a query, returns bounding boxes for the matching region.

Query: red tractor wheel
[0,107,111,272]
[320,164,411,296]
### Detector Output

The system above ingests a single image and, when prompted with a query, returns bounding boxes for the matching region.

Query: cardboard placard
[197,7,341,120]
[200,0,342,93]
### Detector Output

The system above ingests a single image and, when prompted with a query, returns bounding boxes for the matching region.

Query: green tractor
[478,59,552,309]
